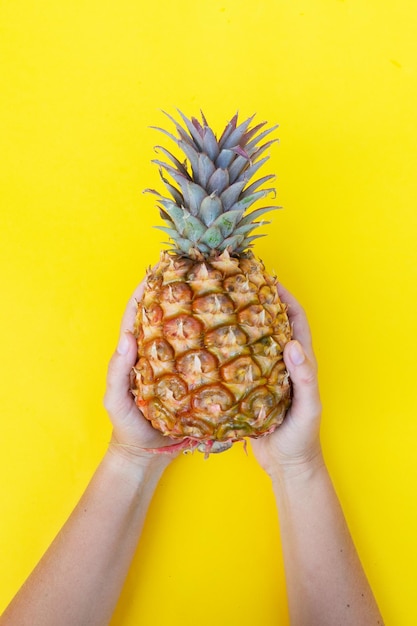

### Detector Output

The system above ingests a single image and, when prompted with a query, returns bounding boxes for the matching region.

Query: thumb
[103,332,138,420]
[284,340,322,420]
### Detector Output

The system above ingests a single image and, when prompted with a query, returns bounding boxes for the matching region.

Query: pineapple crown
[145,110,280,258]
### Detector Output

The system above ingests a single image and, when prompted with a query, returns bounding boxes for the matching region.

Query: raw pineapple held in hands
[131,111,292,455]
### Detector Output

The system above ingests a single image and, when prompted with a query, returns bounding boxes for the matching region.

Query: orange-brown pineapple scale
[132,111,292,454]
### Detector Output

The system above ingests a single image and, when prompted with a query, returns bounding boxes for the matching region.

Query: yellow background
[1,1,416,624]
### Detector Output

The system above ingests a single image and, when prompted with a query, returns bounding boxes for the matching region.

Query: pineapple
[131,111,292,454]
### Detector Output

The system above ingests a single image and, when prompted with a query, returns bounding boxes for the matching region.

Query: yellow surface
[1,1,416,623]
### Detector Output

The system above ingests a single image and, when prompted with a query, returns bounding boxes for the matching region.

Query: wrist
[106,437,172,480]
[269,448,326,485]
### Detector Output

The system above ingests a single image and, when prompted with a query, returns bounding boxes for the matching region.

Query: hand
[251,285,323,477]
[104,279,181,467]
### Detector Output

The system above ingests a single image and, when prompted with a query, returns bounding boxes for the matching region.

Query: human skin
[0,281,180,626]
[0,282,384,626]
[252,285,384,626]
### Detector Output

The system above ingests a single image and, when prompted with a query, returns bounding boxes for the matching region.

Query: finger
[284,340,322,419]
[119,260,161,334]
[104,331,138,419]
[119,277,147,334]
[278,284,314,360]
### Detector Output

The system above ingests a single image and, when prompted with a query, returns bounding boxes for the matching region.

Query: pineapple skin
[132,249,292,450]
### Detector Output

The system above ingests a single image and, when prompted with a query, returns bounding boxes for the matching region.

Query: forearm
[1,449,168,626]
[271,457,384,626]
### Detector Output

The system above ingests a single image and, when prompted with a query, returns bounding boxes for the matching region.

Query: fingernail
[288,340,305,365]
[117,333,130,355]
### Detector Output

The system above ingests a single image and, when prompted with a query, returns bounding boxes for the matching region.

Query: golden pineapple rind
[132,250,292,444]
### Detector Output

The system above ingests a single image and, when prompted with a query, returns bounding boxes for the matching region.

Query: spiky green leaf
[221,114,255,149]
[178,140,200,176]
[176,109,205,150]
[195,241,211,254]
[232,222,269,237]
[202,125,219,161]
[218,113,238,147]
[158,171,184,205]
[219,180,246,211]
[229,154,250,183]
[197,153,216,188]
[153,225,179,239]
[199,195,223,226]
[245,124,279,155]
[242,174,275,197]
[241,120,268,145]
[152,160,191,187]
[211,208,245,237]
[235,234,266,253]
[243,139,278,167]
[201,225,223,249]
[150,111,280,256]
[158,199,187,234]
[150,125,180,146]
[183,214,206,243]
[173,236,195,254]
[239,206,281,226]
[215,148,236,170]
[161,111,194,146]
[237,156,269,183]
[183,181,207,216]
[229,189,271,214]
[207,168,229,195]
[154,146,188,175]
[241,234,266,244]
[219,233,245,251]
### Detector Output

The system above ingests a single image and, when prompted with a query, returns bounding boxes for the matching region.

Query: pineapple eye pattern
[156,374,188,401]
[192,293,234,315]
[176,349,220,388]
[220,356,262,384]
[134,357,154,385]
[144,338,175,362]
[134,254,291,445]
[161,282,193,304]
[192,385,235,414]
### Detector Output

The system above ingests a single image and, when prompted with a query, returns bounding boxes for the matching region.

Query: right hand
[251,285,323,477]
[104,278,182,468]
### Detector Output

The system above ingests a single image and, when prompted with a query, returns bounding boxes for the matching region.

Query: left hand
[251,285,323,477]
